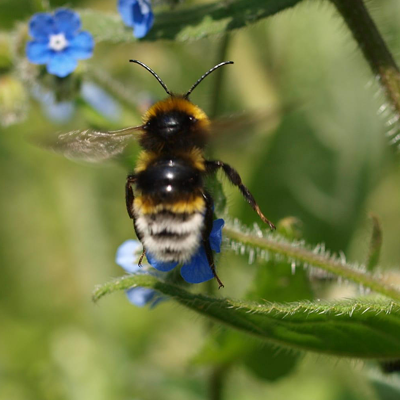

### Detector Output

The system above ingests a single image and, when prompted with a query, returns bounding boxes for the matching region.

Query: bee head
[145,108,196,138]
[129,60,233,151]
[141,96,210,151]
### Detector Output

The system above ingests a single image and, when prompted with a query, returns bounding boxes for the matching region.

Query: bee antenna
[129,60,172,96]
[185,61,234,98]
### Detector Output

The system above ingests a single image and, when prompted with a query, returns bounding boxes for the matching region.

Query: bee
[52,60,275,287]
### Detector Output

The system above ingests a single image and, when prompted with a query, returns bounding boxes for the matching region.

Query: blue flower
[115,239,165,308]
[26,9,94,78]
[31,84,75,123]
[81,82,122,122]
[118,0,154,39]
[146,218,225,284]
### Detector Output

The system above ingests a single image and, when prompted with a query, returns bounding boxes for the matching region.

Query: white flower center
[48,33,69,52]
[137,0,151,14]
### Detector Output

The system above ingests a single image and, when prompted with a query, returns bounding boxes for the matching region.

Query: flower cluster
[116,219,224,307]
[118,0,154,39]
[26,9,94,78]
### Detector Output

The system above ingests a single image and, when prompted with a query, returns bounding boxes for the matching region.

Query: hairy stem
[224,226,400,302]
[330,0,400,120]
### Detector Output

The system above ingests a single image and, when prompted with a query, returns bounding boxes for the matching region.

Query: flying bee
[51,60,276,287]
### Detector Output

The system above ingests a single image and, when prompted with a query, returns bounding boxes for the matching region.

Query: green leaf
[246,260,313,304]
[194,328,250,366]
[195,257,311,380]
[195,329,300,382]
[205,173,227,216]
[80,0,303,43]
[242,343,299,382]
[240,257,312,380]
[370,375,400,400]
[93,274,400,359]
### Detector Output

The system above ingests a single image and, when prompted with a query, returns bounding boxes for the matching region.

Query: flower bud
[0,75,28,126]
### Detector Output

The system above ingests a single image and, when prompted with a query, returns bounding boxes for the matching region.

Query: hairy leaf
[94,274,400,359]
[80,0,303,43]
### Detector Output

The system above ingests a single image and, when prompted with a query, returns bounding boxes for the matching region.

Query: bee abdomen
[134,209,204,263]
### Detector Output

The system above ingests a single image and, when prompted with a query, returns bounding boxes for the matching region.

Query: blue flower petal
[81,82,121,121]
[117,0,135,27]
[133,10,154,39]
[117,0,154,38]
[29,13,54,42]
[126,287,156,307]
[26,41,52,64]
[115,239,142,273]
[210,218,225,253]
[132,1,146,24]
[53,8,81,37]
[180,218,224,284]
[180,247,214,284]
[46,51,77,78]
[146,252,178,272]
[68,31,94,60]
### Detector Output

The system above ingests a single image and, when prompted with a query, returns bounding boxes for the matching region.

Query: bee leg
[138,248,146,267]
[126,174,146,260]
[205,160,276,231]
[125,174,136,219]
[203,192,224,288]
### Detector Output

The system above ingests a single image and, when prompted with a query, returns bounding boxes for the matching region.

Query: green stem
[224,226,400,302]
[209,366,228,400]
[366,213,382,272]
[207,37,232,400]
[209,34,232,119]
[330,0,400,120]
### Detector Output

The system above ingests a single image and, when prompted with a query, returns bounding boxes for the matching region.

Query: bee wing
[44,125,143,162]
[208,104,298,146]
[209,109,282,143]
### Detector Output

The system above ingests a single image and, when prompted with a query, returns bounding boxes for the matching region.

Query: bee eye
[188,115,196,123]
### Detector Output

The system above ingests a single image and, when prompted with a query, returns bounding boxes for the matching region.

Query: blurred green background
[1,0,400,399]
